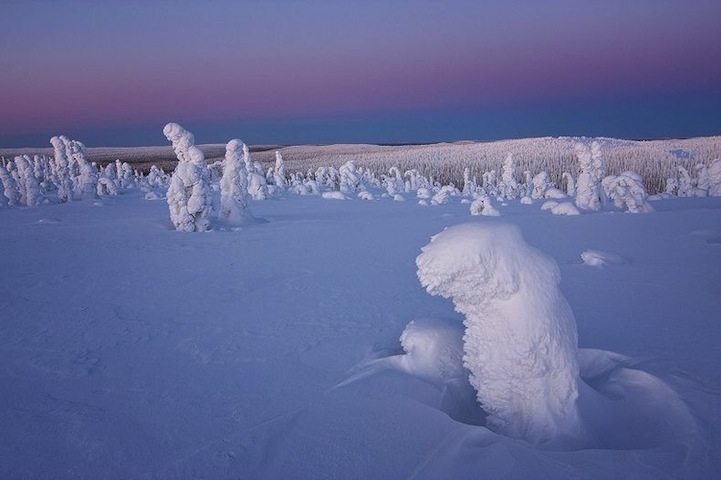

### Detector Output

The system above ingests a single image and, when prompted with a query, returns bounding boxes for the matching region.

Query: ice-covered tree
[461,167,477,196]
[243,144,269,200]
[602,172,654,213]
[272,151,286,190]
[676,165,694,197]
[49,136,74,202]
[531,171,553,199]
[220,139,252,224]
[708,159,721,196]
[15,155,44,206]
[0,162,20,206]
[339,161,361,195]
[164,123,214,232]
[499,154,519,199]
[574,141,605,211]
[562,172,575,197]
[416,223,581,444]
[694,163,711,196]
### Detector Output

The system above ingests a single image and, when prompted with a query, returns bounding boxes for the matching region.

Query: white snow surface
[1,191,720,479]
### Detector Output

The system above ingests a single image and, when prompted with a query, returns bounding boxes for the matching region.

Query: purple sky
[1,0,720,146]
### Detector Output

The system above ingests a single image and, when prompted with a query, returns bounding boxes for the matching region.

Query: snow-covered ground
[1,190,720,478]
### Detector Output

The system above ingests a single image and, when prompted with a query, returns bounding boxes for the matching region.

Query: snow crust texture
[416,223,581,444]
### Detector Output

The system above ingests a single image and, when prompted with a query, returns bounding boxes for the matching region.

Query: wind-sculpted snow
[416,223,582,444]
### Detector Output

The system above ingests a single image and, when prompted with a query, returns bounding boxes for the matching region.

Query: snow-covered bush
[416,223,581,444]
[383,167,404,196]
[68,140,98,200]
[575,141,606,211]
[164,123,214,232]
[271,151,286,190]
[602,171,654,213]
[431,185,459,205]
[676,165,694,197]
[469,195,500,216]
[220,139,252,224]
[549,202,580,215]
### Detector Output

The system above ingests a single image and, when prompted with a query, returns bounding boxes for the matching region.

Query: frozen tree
[339,161,361,195]
[0,162,20,206]
[708,159,721,196]
[575,142,605,211]
[482,170,498,197]
[243,144,269,200]
[562,172,575,197]
[602,172,654,213]
[15,155,44,206]
[416,223,581,444]
[694,164,711,196]
[469,195,500,216]
[665,177,679,196]
[531,171,553,199]
[164,123,214,232]
[676,165,694,197]
[49,136,74,202]
[65,139,98,200]
[499,154,519,199]
[384,167,404,196]
[431,185,459,205]
[272,151,286,190]
[220,139,252,224]
[462,167,477,196]
[116,160,136,189]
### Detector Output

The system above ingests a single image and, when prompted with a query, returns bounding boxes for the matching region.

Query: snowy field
[1,187,720,478]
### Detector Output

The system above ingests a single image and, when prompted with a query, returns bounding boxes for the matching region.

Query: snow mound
[581,249,626,267]
[550,202,580,215]
[520,196,533,205]
[321,191,347,200]
[392,194,405,202]
[540,200,558,211]
[36,217,62,224]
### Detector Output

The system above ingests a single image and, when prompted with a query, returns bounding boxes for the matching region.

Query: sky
[1,0,720,147]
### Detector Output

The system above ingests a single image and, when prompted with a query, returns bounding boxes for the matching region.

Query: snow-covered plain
[1,187,720,478]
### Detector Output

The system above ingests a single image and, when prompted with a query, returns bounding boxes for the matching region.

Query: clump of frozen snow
[580,250,626,267]
[416,223,581,444]
[322,191,347,200]
[541,200,558,211]
[392,194,405,202]
[520,196,533,205]
[550,202,580,216]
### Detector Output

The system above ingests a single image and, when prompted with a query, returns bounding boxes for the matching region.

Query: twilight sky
[1,0,720,147]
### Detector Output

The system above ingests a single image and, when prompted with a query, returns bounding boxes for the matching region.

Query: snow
[1,185,720,478]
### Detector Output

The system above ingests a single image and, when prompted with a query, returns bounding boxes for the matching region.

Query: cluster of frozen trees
[5,130,720,223]
[0,136,149,208]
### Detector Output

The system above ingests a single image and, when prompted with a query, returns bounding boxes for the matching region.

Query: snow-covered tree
[676,165,694,197]
[694,163,711,196]
[14,155,44,206]
[243,144,269,200]
[708,159,721,196]
[220,139,252,224]
[602,172,654,213]
[416,223,581,444]
[49,136,74,202]
[575,142,605,211]
[339,161,361,195]
[531,171,553,199]
[499,154,519,199]
[562,172,575,197]
[164,123,214,232]
[0,162,20,206]
[272,151,286,190]
[462,167,478,196]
